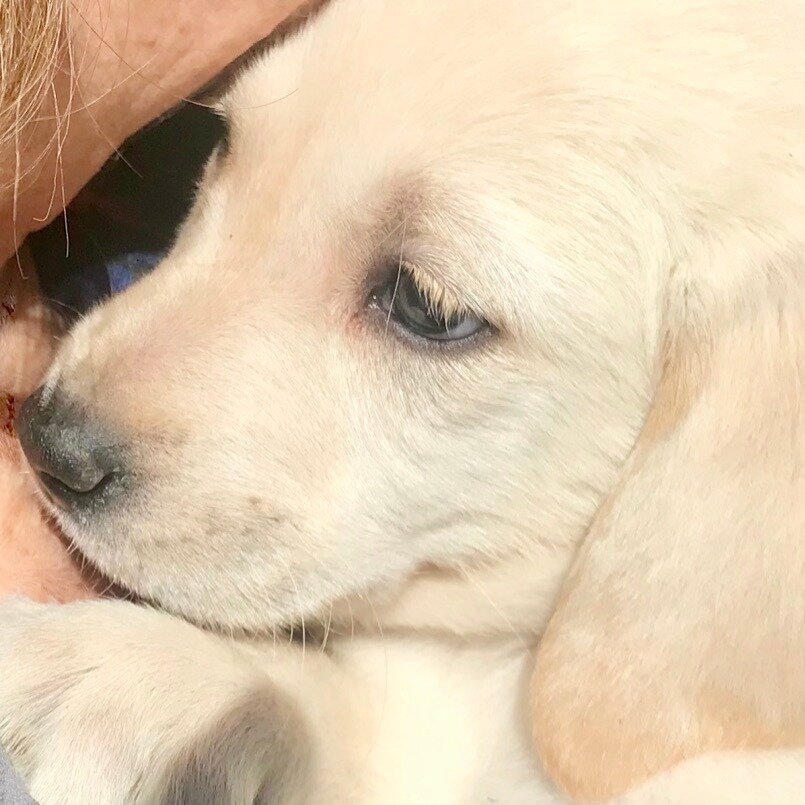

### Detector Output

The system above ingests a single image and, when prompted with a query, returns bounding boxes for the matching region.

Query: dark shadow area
[27,102,225,321]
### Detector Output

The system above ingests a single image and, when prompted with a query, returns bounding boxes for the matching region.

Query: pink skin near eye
[0,0,310,602]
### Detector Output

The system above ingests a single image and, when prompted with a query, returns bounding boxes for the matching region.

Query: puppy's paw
[0,598,309,804]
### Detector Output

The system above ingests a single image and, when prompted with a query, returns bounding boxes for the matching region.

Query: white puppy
[4,0,805,802]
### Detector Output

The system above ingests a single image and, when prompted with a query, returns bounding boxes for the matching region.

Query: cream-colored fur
[2,0,804,801]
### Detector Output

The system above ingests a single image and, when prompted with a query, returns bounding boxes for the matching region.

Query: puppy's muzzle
[18,387,127,518]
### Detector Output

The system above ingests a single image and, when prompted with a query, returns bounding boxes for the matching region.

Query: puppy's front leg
[0,599,364,805]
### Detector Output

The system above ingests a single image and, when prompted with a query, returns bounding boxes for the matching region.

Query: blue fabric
[106,249,163,295]
[0,746,34,804]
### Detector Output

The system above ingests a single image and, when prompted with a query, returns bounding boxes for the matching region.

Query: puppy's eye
[372,267,487,342]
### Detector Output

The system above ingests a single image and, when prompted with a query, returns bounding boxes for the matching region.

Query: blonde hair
[0,0,67,151]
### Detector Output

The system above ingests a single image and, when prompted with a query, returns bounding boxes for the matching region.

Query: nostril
[36,439,110,494]
[39,467,116,498]
[17,386,125,514]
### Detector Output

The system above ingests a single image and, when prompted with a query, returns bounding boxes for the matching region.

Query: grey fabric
[0,746,33,804]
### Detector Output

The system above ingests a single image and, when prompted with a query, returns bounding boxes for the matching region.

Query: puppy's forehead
[212,0,567,309]
[221,0,553,184]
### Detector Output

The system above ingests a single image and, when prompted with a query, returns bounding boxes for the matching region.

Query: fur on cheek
[0,268,98,603]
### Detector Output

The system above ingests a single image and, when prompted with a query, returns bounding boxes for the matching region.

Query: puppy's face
[29,0,669,632]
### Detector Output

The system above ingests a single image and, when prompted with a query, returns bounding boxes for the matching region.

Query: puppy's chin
[46,510,289,635]
[50,525,133,603]
[28,485,134,602]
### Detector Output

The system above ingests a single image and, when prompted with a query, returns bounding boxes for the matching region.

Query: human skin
[0,0,308,600]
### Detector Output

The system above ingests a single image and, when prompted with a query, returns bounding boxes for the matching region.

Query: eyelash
[367,261,490,346]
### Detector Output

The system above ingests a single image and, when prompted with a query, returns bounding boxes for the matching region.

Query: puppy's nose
[17,387,123,514]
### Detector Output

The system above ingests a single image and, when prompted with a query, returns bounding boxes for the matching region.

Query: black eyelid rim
[367,303,496,351]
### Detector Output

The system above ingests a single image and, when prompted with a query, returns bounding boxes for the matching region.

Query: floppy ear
[530,254,805,801]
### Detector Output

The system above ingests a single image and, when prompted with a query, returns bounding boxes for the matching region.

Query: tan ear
[531,264,805,800]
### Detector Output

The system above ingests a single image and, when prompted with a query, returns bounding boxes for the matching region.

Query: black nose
[17,387,124,515]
